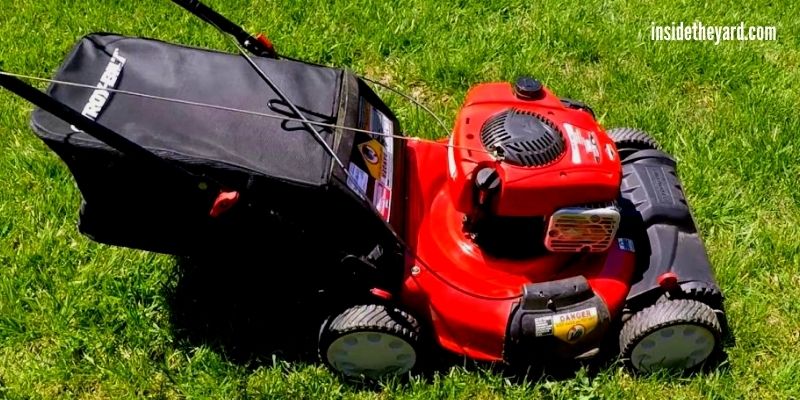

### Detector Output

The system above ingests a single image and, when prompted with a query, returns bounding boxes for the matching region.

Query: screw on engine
[493,145,506,161]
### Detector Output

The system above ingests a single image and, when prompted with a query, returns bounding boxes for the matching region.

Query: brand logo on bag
[70,48,127,132]
[361,142,380,164]
[358,139,384,180]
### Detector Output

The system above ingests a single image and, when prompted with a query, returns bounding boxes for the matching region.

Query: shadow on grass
[163,253,734,387]
[165,252,328,366]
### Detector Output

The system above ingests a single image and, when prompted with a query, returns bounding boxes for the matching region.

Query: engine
[448,77,622,255]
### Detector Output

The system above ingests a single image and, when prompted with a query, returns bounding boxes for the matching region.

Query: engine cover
[448,81,621,217]
[480,108,566,168]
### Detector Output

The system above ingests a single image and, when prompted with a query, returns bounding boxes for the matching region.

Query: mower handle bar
[170,0,277,58]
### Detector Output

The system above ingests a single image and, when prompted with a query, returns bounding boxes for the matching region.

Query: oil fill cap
[514,76,544,100]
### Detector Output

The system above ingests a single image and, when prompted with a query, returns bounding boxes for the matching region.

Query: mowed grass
[1,0,799,398]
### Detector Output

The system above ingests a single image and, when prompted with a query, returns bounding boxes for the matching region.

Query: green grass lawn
[1,0,799,398]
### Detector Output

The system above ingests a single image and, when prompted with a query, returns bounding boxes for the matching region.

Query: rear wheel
[319,304,420,379]
[620,299,721,373]
[606,127,660,160]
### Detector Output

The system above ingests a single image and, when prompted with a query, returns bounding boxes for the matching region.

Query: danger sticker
[554,307,598,342]
[534,307,599,343]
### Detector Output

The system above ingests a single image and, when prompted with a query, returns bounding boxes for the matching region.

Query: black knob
[514,76,544,100]
[475,167,501,191]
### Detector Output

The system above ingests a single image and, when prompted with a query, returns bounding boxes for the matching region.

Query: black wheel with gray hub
[319,304,421,379]
[620,299,721,372]
[606,127,660,160]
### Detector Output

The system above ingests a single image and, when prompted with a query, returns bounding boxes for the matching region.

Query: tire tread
[619,298,722,372]
[319,303,421,376]
[606,127,660,155]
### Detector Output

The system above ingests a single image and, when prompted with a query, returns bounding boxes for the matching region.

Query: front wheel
[620,299,721,373]
[319,304,421,379]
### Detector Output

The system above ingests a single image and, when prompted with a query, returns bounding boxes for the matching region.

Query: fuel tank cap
[514,76,544,100]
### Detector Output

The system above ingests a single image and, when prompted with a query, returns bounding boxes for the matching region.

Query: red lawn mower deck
[320,80,726,377]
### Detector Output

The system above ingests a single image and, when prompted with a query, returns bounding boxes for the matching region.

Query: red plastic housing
[448,83,621,216]
[401,82,636,362]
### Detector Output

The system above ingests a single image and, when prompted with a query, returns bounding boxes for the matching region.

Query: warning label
[354,99,395,223]
[346,163,369,198]
[372,109,394,221]
[618,238,635,252]
[563,123,601,165]
[373,181,392,221]
[376,112,394,191]
[534,316,554,337]
[534,307,599,343]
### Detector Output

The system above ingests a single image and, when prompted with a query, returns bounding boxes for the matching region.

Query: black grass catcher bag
[30,33,407,276]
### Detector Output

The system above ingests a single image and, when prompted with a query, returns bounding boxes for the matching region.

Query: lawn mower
[0,0,727,379]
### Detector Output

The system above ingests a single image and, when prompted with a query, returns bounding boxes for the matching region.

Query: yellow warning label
[553,307,598,343]
[358,139,384,179]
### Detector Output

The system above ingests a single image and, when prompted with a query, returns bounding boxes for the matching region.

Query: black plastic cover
[619,149,694,230]
[620,149,722,308]
[520,275,594,310]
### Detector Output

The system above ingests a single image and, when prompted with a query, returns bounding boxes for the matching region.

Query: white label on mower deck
[563,123,601,165]
[377,112,394,190]
[373,182,392,221]
[618,238,635,252]
[70,48,127,133]
[564,123,583,164]
[380,113,394,144]
[534,315,555,336]
[347,163,369,199]
[367,110,393,221]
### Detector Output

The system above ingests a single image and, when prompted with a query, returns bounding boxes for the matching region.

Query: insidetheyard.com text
[651,22,777,44]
